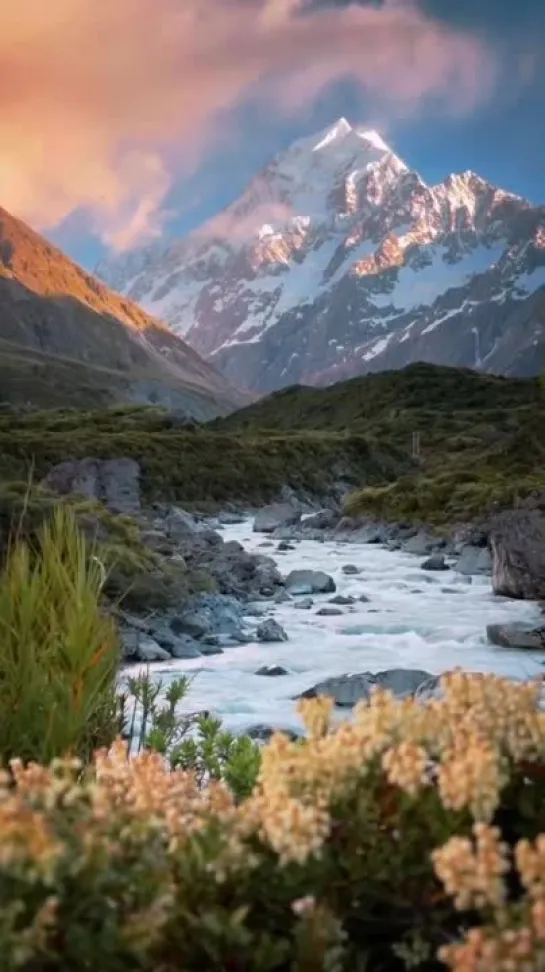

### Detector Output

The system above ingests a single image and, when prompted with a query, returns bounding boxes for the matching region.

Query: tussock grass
[0,504,120,765]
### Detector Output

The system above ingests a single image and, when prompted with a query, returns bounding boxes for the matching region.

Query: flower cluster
[0,670,543,970]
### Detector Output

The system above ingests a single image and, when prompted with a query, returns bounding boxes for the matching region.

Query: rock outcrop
[488,510,545,600]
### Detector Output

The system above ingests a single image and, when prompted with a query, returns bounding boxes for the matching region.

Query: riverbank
[121,512,544,740]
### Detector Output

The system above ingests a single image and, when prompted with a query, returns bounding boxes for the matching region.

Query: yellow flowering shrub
[0,669,544,971]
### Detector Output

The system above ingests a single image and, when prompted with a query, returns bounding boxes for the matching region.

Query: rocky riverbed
[121,505,545,740]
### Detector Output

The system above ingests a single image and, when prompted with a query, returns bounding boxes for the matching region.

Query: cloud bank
[0,0,498,249]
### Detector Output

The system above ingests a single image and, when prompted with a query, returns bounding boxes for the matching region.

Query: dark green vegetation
[214,362,545,524]
[0,363,543,528]
[0,403,407,506]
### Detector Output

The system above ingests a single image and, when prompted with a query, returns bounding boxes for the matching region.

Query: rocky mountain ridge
[98,117,545,393]
[0,205,246,416]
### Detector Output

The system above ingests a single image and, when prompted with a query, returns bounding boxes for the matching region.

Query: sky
[1,0,544,271]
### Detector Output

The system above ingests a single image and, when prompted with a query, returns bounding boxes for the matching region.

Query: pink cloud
[0,0,499,250]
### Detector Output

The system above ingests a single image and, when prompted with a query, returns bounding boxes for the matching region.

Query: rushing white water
[134,522,544,738]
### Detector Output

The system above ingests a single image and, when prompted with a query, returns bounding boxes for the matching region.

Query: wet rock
[277,540,295,552]
[218,511,246,525]
[456,545,492,576]
[342,564,361,575]
[421,554,449,571]
[488,510,545,600]
[316,607,344,616]
[293,597,314,610]
[486,623,545,651]
[285,569,336,594]
[274,589,292,604]
[253,503,302,534]
[121,631,172,663]
[151,628,202,659]
[244,725,301,743]
[302,509,338,531]
[404,531,438,556]
[256,619,288,643]
[255,665,289,677]
[300,669,433,707]
[358,594,371,603]
[42,457,141,515]
[329,594,355,606]
[169,612,211,640]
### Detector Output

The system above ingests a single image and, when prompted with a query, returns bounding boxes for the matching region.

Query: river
[129,519,544,738]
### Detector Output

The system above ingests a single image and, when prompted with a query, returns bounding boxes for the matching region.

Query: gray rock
[164,507,204,541]
[274,590,292,604]
[256,619,289,643]
[421,554,449,572]
[258,541,275,548]
[488,510,545,600]
[293,597,314,609]
[302,509,338,531]
[486,623,545,651]
[121,631,172,663]
[285,569,336,594]
[277,540,295,552]
[414,675,443,702]
[169,612,211,639]
[255,665,289,677]
[316,607,344,616]
[329,594,355,606]
[169,639,203,659]
[455,545,492,576]
[199,643,225,656]
[253,503,302,534]
[404,530,437,556]
[244,724,301,743]
[300,668,433,707]
[342,564,361,575]
[218,512,246,525]
[358,594,371,603]
[42,457,140,515]
[151,628,203,659]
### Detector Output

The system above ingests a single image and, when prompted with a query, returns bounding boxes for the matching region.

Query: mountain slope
[98,118,545,393]
[0,206,246,416]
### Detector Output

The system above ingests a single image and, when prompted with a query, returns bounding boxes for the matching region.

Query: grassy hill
[0,363,543,526]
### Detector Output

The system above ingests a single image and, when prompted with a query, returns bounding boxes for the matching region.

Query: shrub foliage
[0,671,544,971]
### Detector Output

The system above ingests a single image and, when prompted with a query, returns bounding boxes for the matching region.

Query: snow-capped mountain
[97,118,545,392]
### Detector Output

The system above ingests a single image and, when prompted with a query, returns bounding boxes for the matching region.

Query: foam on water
[128,522,543,738]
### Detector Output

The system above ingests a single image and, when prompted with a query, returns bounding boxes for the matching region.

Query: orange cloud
[0,0,498,249]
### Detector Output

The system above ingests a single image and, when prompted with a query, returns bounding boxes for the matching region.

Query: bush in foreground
[1,670,544,971]
[0,505,120,766]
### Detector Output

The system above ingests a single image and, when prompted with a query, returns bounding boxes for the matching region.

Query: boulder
[256,619,288,643]
[164,507,205,541]
[488,510,545,600]
[456,545,492,576]
[329,594,355,606]
[120,631,171,663]
[244,725,301,743]
[277,540,295,552]
[218,511,246,525]
[293,597,314,610]
[302,509,338,531]
[404,531,438,556]
[342,564,361,575]
[486,623,545,651]
[285,569,336,594]
[300,668,433,707]
[255,665,289,677]
[316,607,344,616]
[253,503,302,534]
[42,457,140,515]
[421,554,449,572]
